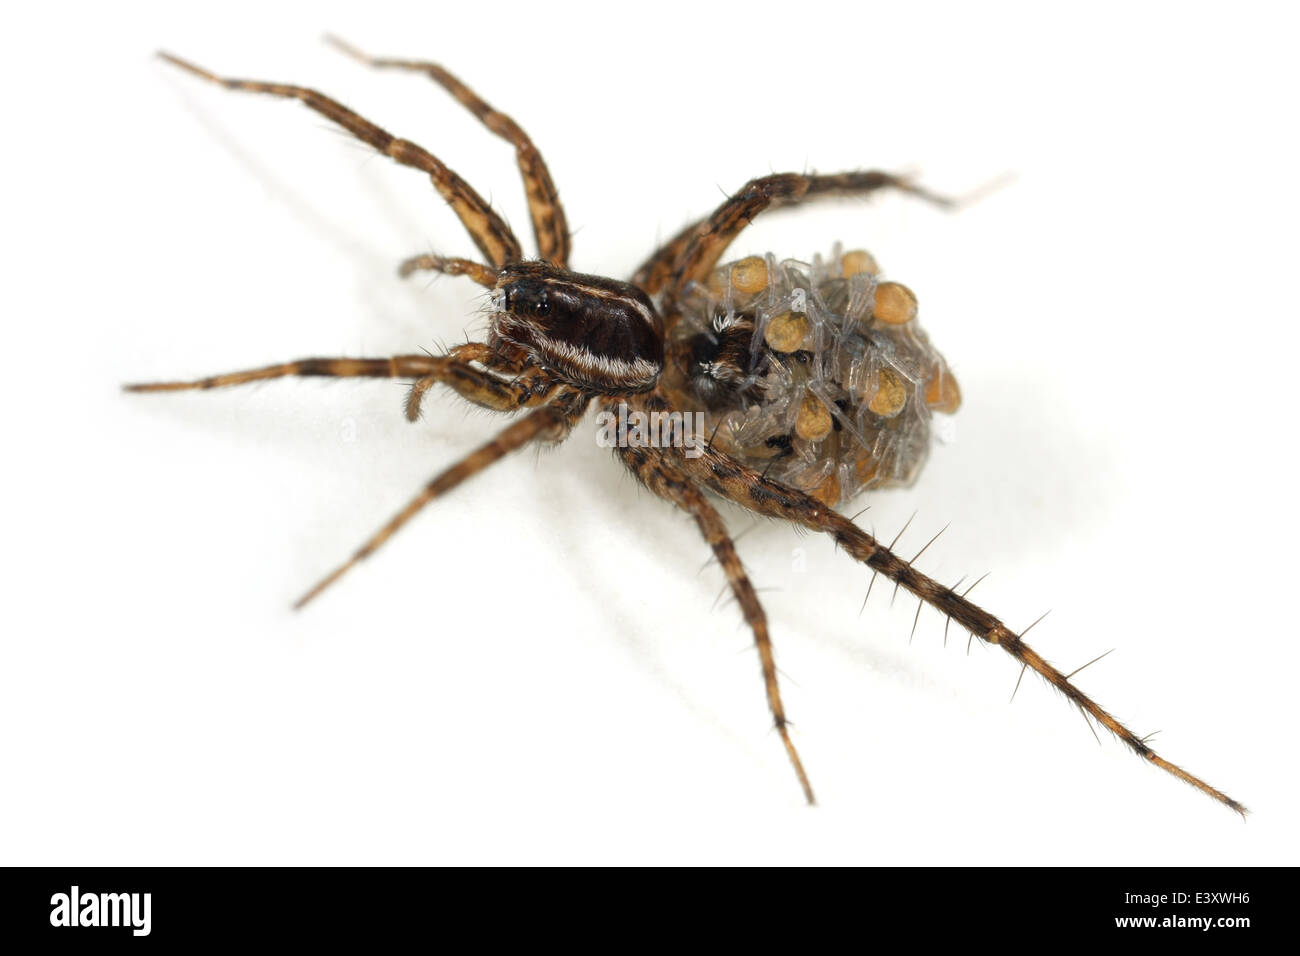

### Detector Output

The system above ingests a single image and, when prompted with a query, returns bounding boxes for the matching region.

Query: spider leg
[397,253,497,288]
[616,442,816,805]
[661,435,1246,815]
[406,364,560,421]
[632,216,706,295]
[125,344,548,420]
[157,52,523,268]
[297,391,589,608]
[632,171,952,300]
[327,36,571,268]
[124,355,443,392]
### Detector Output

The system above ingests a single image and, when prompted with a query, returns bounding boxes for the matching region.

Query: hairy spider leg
[391,343,566,421]
[295,394,590,608]
[649,429,1246,815]
[397,253,497,287]
[327,36,572,269]
[124,344,547,417]
[157,52,522,269]
[617,437,815,804]
[633,172,952,305]
[126,340,588,607]
[124,355,444,391]
[405,363,562,421]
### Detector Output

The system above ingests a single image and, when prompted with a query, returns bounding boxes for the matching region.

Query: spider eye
[502,279,552,319]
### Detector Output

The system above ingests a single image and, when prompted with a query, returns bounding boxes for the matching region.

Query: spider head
[492,262,664,394]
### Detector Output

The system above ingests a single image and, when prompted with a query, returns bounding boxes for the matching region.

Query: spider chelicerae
[126,37,1243,814]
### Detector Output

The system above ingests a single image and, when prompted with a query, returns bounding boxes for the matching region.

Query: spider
[126,38,1243,815]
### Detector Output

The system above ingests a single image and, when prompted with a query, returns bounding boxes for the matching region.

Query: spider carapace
[127,38,1244,815]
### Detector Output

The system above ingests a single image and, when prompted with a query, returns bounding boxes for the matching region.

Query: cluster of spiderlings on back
[662,246,962,509]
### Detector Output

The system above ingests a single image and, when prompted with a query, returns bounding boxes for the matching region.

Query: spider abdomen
[662,248,961,508]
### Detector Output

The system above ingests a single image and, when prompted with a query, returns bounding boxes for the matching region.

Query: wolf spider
[127,38,1243,814]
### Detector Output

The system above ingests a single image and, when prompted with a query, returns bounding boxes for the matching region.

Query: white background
[4,1,1297,865]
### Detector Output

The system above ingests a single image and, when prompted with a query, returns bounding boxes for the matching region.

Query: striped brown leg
[405,359,561,421]
[296,392,590,608]
[616,442,815,805]
[158,52,523,268]
[124,355,442,392]
[125,344,549,419]
[631,172,952,299]
[663,438,1246,815]
[327,36,571,267]
[632,216,703,296]
[397,253,497,287]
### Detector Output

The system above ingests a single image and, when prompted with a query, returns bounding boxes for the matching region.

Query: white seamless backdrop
[3,0,1296,864]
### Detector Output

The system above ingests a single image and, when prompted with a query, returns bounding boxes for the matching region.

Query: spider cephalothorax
[127,38,1244,814]
[492,261,664,394]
